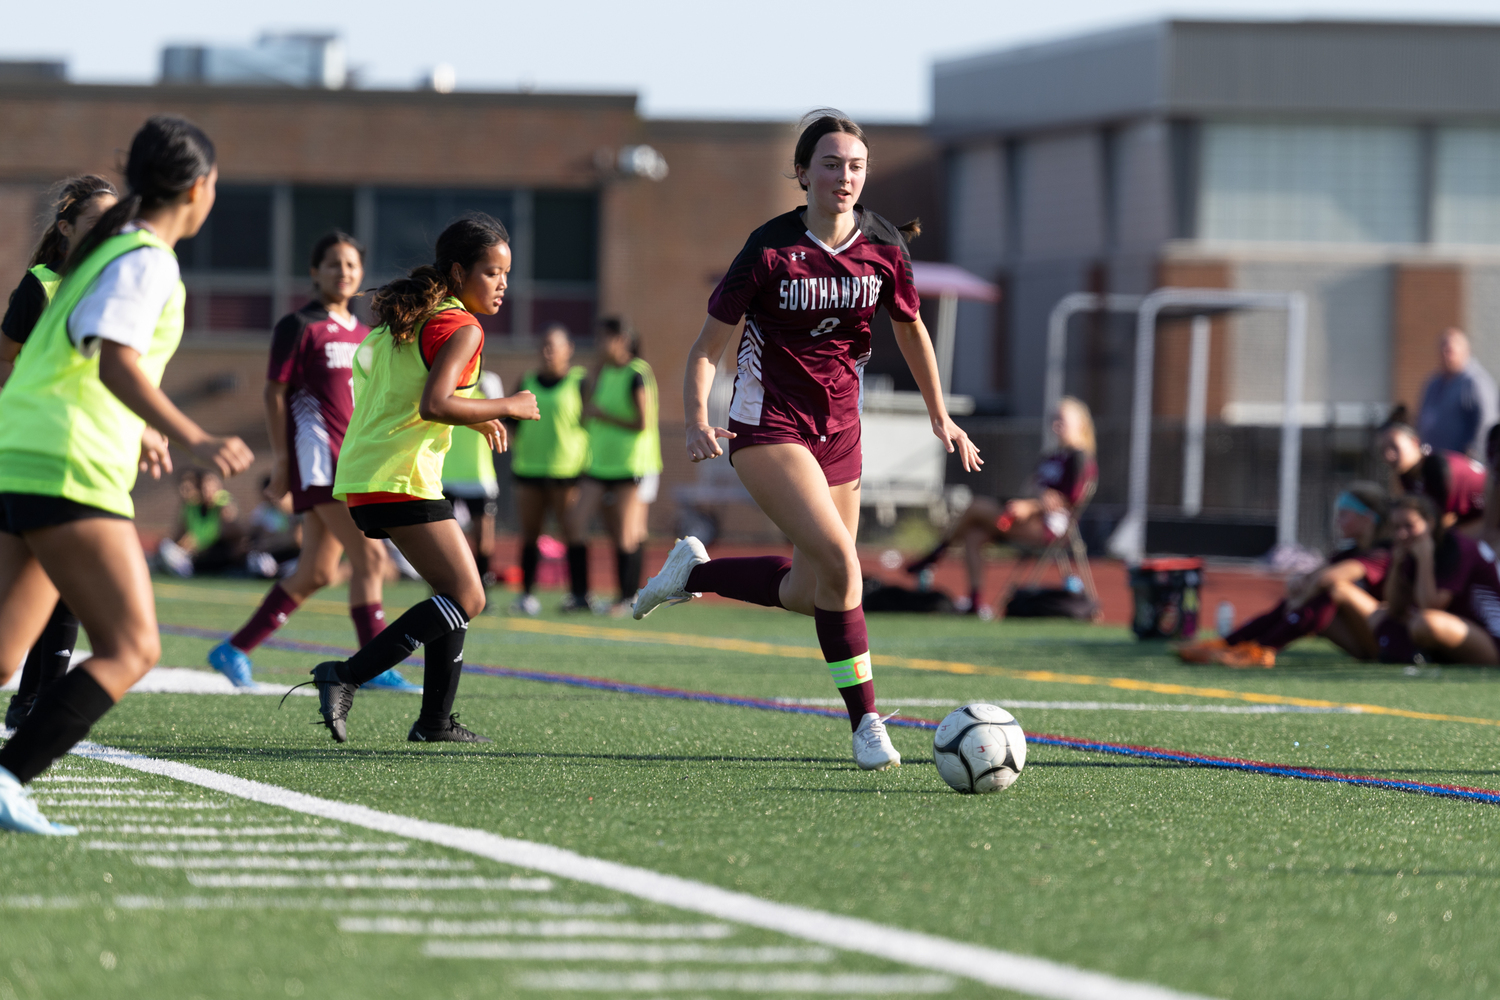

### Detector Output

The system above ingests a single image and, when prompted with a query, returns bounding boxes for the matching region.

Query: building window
[533,192,597,282]
[1198,122,1421,244]
[372,189,513,279]
[291,187,356,271]
[1434,128,1500,245]
[178,185,273,272]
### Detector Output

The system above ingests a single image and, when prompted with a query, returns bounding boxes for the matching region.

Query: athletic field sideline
[4,578,1499,999]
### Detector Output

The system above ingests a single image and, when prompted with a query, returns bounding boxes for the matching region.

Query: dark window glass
[179,186,273,272]
[533,192,597,282]
[533,298,596,340]
[292,187,356,272]
[373,189,513,278]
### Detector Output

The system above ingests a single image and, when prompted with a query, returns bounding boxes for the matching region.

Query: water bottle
[1216,601,1235,637]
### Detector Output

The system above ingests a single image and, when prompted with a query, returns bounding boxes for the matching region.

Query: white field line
[185,874,552,890]
[0,666,314,697]
[341,917,733,939]
[85,825,343,836]
[424,941,832,963]
[73,741,1216,1000]
[34,777,138,783]
[45,799,227,809]
[87,840,407,853]
[105,895,630,915]
[518,970,954,993]
[777,698,1363,715]
[34,789,175,798]
[132,856,472,871]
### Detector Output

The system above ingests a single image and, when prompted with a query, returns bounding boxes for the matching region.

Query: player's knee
[815,546,861,599]
[454,585,487,621]
[1408,611,1436,645]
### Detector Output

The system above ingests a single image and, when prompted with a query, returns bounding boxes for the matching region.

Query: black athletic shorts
[445,494,498,521]
[512,472,580,489]
[0,492,129,536]
[349,498,454,539]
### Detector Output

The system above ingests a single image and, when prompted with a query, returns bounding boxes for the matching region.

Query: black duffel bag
[1004,587,1098,621]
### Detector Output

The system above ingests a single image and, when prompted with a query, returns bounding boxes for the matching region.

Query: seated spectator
[1372,494,1500,665]
[1176,482,1390,667]
[1417,327,1497,459]
[157,470,247,577]
[907,396,1097,613]
[243,476,304,577]
[1378,407,1486,534]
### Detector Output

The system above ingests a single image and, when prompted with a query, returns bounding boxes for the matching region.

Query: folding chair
[1003,480,1100,609]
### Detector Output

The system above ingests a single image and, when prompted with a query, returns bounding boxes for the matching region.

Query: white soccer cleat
[510,594,541,618]
[0,767,76,835]
[632,537,709,620]
[853,712,901,771]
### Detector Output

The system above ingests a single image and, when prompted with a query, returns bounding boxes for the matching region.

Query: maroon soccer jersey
[266,303,369,500]
[1329,541,1392,599]
[1035,449,1096,507]
[707,207,920,437]
[1400,447,1487,521]
[1426,533,1500,638]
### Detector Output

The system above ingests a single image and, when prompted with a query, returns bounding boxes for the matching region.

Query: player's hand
[475,418,509,454]
[192,435,255,479]
[1410,531,1435,563]
[934,416,983,473]
[264,460,290,501]
[139,427,173,480]
[505,390,540,421]
[687,422,734,462]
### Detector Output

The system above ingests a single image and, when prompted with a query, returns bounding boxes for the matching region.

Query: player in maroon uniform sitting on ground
[1175,481,1390,667]
[1378,407,1486,535]
[1372,494,1500,665]
[631,110,982,771]
[906,396,1096,614]
[208,232,413,692]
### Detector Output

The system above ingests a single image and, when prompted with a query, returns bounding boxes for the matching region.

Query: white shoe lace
[856,711,899,754]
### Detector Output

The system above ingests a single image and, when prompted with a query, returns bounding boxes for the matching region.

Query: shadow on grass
[102,743,857,768]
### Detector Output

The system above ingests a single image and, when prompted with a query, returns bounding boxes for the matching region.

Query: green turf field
[6,577,1500,999]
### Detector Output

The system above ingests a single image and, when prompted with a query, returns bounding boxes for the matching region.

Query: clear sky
[6,0,1500,121]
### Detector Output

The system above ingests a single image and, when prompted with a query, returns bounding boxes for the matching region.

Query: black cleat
[4,695,34,730]
[311,661,357,743]
[408,714,492,743]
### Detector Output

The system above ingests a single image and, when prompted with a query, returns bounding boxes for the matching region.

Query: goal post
[1042,288,1310,564]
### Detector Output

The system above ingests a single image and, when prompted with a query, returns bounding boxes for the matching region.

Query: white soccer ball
[932,703,1027,794]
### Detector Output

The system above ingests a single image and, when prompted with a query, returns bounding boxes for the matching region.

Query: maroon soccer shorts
[727,418,862,487]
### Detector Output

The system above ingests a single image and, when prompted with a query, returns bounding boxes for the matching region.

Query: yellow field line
[152,582,1500,728]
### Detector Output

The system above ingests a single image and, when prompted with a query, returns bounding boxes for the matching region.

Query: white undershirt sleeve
[67,247,181,357]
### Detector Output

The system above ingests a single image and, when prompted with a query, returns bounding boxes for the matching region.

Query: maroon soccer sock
[350,603,386,647]
[229,584,300,653]
[685,556,792,608]
[814,605,876,730]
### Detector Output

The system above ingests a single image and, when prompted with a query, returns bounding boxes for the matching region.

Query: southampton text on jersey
[777,274,885,312]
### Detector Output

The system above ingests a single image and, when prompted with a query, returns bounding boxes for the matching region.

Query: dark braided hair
[29,175,118,270]
[65,116,216,274]
[371,214,508,345]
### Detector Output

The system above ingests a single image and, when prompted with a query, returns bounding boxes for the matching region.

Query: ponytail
[371,213,509,344]
[898,218,921,241]
[65,115,216,274]
[29,175,118,270]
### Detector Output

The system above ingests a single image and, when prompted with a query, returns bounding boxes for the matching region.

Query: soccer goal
[1042,288,1310,563]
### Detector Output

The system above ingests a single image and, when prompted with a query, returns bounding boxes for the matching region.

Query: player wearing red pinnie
[633,110,982,771]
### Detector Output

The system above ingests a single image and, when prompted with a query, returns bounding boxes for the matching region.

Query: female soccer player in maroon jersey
[633,110,982,771]
[1378,409,1486,535]
[207,232,413,692]
[1373,494,1500,665]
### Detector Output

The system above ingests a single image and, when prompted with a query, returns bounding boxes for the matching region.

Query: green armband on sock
[827,652,872,688]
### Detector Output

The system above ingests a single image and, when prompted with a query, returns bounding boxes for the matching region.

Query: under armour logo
[790,251,806,261]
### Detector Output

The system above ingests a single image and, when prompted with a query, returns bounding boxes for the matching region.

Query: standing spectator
[1417,328,1497,458]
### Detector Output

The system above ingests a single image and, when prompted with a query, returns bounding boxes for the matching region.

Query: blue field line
[160,623,1500,805]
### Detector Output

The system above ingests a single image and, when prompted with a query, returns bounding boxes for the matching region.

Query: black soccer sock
[520,542,540,595]
[418,618,468,727]
[0,668,114,784]
[617,547,643,600]
[16,600,79,703]
[566,544,590,600]
[337,595,468,686]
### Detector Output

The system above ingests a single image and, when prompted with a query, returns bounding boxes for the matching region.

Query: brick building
[0,80,939,538]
